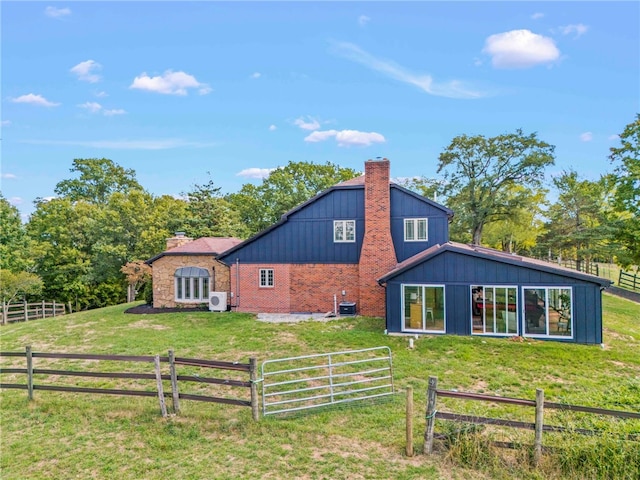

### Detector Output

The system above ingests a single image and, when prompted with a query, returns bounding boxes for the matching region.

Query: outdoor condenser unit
[208,292,228,312]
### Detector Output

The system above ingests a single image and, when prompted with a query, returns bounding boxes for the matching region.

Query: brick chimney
[358,158,397,317]
[166,232,193,250]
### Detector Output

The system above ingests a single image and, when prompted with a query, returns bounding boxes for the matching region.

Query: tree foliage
[609,114,640,268]
[438,129,555,245]
[0,270,43,304]
[0,195,32,272]
[54,158,142,204]
[536,171,617,268]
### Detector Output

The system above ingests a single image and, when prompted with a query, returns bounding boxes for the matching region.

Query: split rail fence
[423,376,640,463]
[619,271,640,292]
[0,346,259,420]
[1,301,66,325]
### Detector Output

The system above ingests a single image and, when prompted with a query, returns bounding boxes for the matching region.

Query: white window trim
[469,285,519,336]
[334,219,356,243]
[175,275,211,303]
[400,283,446,334]
[259,268,274,288]
[522,286,574,340]
[404,218,428,242]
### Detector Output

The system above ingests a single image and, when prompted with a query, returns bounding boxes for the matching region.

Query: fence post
[42,300,46,319]
[24,301,28,321]
[1,300,6,325]
[534,388,544,464]
[249,357,259,421]
[168,350,180,414]
[406,386,414,457]
[154,355,167,417]
[26,345,34,401]
[424,376,438,454]
[53,301,56,318]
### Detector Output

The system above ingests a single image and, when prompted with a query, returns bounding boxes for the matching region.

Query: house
[378,242,611,344]
[218,159,453,316]
[146,233,242,308]
[218,158,611,344]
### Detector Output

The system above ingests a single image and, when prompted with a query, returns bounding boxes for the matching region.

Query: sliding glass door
[471,285,518,335]
[402,285,445,333]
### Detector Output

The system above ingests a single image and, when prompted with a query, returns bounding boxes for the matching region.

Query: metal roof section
[378,241,613,287]
[174,266,210,277]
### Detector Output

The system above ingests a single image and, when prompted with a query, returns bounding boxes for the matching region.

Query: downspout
[235,258,240,310]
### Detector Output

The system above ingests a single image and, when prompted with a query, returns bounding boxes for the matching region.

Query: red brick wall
[230,264,291,313]
[290,264,360,313]
[359,159,397,317]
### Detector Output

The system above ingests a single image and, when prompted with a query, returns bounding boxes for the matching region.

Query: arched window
[174,267,210,302]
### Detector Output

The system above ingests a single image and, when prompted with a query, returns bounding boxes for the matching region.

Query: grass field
[1,294,639,479]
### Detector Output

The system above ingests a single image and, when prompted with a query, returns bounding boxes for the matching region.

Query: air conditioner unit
[209,292,228,312]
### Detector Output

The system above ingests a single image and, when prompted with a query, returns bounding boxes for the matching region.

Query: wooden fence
[0,347,259,421]
[423,376,640,463]
[619,270,640,292]
[1,301,66,325]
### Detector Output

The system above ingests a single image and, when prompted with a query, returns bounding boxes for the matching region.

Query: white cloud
[560,24,589,39]
[358,15,370,27]
[20,138,218,150]
[294,116,321,131]
[269,124,277,131]
[1,120,11,126]
[580,132,593,142]
[77,102,126,116]
[45,6,71,18]
[608,134,620,141]
[95,91,108,98]
[304,129,386,147]
[237,168,276,179]
[482,29,560,69]
[130,70,211,95]
[78,101,103,113]
[103,109,126,116]
[531,13,544,20]
[2,173,17,179]
[70,60,102,83]
[251,72,261,79]
[11,93,60,107]
[9,197,23,206]
[332,41,485,99]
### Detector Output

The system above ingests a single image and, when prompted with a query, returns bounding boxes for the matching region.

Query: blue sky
[2,1,639,219]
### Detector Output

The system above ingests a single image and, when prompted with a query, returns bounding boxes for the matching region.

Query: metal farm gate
[261,347,394,416]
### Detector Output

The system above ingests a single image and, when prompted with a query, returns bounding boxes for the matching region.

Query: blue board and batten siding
[390,187,450,262]
[219,184,452,265]
[384,249,606,344]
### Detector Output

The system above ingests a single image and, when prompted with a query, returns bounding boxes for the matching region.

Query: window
[174,267,210,302]
[404,218,428,241]
[259,268,274,288]
[402,284,445,333]
[471,285,518,335]
[334,220,356,243]
[523,287,572,338]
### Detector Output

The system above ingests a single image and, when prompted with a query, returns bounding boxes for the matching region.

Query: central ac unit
[209,292,228,312]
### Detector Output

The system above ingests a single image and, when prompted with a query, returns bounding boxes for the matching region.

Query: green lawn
[1,294,639,479]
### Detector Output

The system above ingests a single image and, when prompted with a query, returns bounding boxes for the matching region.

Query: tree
[0,195,32,272]
[183,177,250,239]
[54,158,142,204]
[0,270,43,304]
[437,129,555,245]
[481,186,547,254]
[536,171,617,270]
[226,161,360,235]
[120,261,152,302]
[609,114,640,268]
